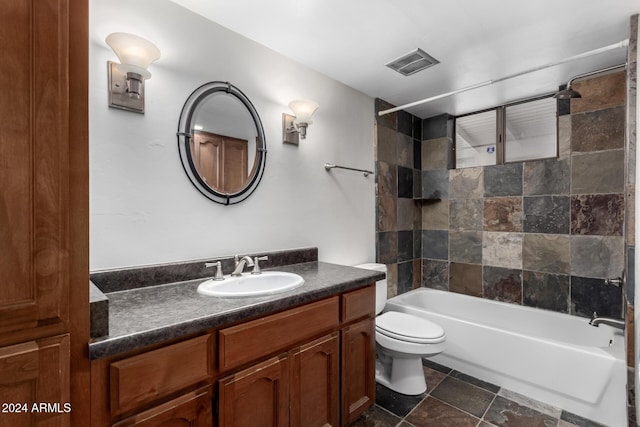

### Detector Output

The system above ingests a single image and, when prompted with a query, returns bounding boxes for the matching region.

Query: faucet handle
[605,277,623,287]
[252,256,269,275]
[205,261,224,281]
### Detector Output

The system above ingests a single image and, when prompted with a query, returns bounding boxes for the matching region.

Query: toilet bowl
[355,263,446,395]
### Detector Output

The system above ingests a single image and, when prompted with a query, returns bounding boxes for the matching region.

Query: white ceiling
[170,0,638,119]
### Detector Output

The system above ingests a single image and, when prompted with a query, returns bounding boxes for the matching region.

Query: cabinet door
[191,131,248,193]
[0,335,70,427]
[218,355,288,427]
[112,386,212,427]
[221,136,248,193]
[290,332,339,427]
[0,0,70,335]
[341,318,375,426]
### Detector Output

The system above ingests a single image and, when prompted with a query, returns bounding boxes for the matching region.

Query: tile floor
[351,359,612,427]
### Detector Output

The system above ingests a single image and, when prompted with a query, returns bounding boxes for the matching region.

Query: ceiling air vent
[386,48,439,76]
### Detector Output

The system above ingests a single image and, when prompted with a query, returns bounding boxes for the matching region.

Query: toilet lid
[376,311,445,344]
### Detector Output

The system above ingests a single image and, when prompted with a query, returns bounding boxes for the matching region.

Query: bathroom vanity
[89,249,383,427]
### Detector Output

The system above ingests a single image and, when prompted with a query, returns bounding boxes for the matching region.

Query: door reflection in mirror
[177,81,266,205]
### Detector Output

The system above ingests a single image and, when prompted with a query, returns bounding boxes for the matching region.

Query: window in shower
[454,95,557,168]
[455,109,497,168]
[504,97,557,163]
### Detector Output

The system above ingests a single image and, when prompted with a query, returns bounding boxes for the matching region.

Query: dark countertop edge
[88,269,384,360]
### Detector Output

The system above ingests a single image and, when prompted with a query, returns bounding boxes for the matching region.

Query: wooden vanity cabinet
[341,318,375,425]
[290,332,341,427]
[339,286,376,425]
[90,334,215,427]
[91,285,376,427]
[216,286,376,427]
[217,297,340,427]
[218,331,342,427]
[112,386,213,427]
[109,334,214,417]
[218,297,340,372]
[218,354,290,427]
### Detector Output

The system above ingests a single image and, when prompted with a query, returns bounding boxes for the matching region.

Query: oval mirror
[177,81,267,205]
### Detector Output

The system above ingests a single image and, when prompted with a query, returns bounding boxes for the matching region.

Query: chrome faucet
[231,255,255,276]
[204,260,224,281]
[251,256,268,274]
[589,312,625,330]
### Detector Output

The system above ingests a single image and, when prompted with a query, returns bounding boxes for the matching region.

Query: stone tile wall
[417,70,627,320]
[375,99,423,296]
[376,71,632,324]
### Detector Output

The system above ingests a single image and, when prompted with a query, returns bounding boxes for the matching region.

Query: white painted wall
[89,0,375,270]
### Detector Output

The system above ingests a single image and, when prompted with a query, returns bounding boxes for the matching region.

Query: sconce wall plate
[108,61,145,113]
[282,113,299,145]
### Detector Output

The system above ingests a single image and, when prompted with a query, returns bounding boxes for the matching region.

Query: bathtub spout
[589,312,625,329]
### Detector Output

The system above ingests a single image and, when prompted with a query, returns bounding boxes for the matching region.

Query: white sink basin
[197,271,305,298]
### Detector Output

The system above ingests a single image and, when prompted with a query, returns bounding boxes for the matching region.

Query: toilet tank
[353,263,387,315]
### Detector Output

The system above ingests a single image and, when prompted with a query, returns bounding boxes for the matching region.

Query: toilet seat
[376,311,445,344]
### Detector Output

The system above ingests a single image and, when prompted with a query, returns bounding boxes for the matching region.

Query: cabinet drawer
[219,297,339,371]
[341,285,375,324]
[110,334,213,416]
[112,385,212,427]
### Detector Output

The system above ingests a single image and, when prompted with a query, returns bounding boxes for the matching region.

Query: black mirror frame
[177,81,267,205]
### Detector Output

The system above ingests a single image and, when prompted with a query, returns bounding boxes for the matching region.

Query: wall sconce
[282,100,319,145]
[106,32,160,113]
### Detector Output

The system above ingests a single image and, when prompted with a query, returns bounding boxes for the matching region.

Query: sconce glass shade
[106,32,161,79]
[288,100,319,124]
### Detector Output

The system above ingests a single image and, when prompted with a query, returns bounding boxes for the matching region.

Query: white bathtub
[386,288,627,427]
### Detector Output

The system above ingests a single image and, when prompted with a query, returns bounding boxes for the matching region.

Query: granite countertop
[89,261,384,360]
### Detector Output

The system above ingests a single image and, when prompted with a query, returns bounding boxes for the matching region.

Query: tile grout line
[436,366,495,421]
[390,366,458,426]
[388,363,592,426]
[399,390,429,424]
[425,367,499,422]
[427,394,484,422]
[374,403,404,421]
[477,391,499,426]
[441,366,572,423]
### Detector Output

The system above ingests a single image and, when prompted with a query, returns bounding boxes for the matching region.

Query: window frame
[453,94,558,168]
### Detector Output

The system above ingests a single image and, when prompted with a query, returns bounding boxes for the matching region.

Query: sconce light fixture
[106,32,160,113]
[282,99,319,145]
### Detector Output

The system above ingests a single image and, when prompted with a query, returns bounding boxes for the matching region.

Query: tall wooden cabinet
[0,0,89,425]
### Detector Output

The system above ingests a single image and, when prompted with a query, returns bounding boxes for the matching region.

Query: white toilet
[355,263,446,395]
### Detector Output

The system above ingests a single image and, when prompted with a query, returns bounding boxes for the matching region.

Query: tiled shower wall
[375,99,423,297]
[376,69,628,320]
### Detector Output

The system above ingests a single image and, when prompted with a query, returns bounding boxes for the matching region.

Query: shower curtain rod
[378,39,629,116]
